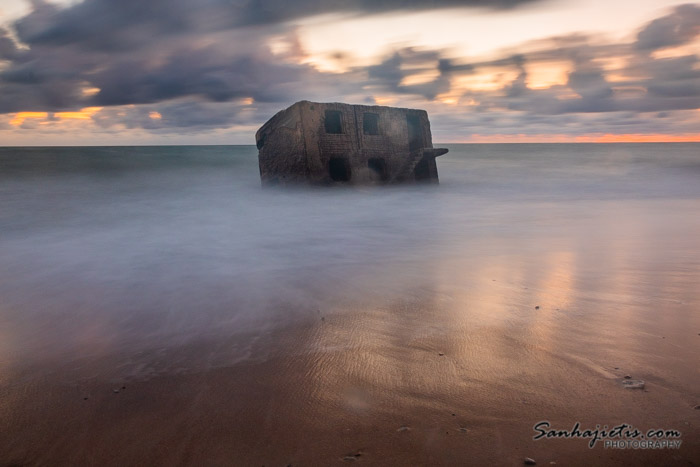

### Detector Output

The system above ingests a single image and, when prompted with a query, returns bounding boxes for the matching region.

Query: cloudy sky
[1,0,699,145]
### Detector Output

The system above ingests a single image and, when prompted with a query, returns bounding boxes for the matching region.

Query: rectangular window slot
[363,113,379,135]
[324,110,343,134]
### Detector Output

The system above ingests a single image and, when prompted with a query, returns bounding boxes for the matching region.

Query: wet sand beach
[1,144,699,465]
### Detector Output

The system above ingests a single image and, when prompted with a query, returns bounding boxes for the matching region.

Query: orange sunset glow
[466,133,700,143]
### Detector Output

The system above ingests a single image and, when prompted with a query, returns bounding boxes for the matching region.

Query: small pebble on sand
[622,379,645,389]
[112,389,120,394]
[535,306,540,310]
[694,405,700,410]
[397,426,410,432]
[459,427,468,433]
[438,352,445,356]
[524,457,536,465]
[624,375,631,379]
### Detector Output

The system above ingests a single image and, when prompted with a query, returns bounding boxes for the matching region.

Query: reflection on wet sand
[2,230,699,465]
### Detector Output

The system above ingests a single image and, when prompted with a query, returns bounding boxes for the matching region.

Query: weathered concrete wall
[256,105,307,186]
[256,100,446,186]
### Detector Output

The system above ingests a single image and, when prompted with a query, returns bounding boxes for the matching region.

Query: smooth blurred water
[1,144,699,373]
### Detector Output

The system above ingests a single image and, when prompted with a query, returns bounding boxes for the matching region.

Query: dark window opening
[363,113,379,135]
[329,157,351,181]
[324,110,343,134]
[407,114,423,151]
[367,158,388,181]
[414,157,431,181]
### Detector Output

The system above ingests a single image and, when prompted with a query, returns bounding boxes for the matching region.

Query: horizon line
[2,141,700,148]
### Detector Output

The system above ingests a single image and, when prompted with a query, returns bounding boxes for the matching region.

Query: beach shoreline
[2,288,698,466]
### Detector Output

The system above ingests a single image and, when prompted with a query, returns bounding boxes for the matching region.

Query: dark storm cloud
[14,0,542,50]
[435,11,700,118]
[567,68,612,100]
[495,48,700,115]
[88,45,307,106]
[237,0,540,24]
[636,3,700,50]
[94,100,255,131]
[1,0,542,115]
[1,19,327,113]
[0,28,19,60]
[368,48,449,99]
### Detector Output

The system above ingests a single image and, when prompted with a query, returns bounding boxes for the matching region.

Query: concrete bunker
[256,101,448,186]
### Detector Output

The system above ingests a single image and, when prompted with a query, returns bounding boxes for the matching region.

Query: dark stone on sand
[622,379,645,389]
[397,426,410,432]
[524,457,537,465]
[694,405,700,410]
[452,413,456,416]
[438,352,445,356]
[535,306,540,310]
[343,452,362,461]
[83,397,88,400]
[624,375,631,379]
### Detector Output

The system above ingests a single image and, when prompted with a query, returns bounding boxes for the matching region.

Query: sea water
[1,144,699,373]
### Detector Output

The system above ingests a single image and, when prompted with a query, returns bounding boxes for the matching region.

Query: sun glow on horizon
[462,133,700,143]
